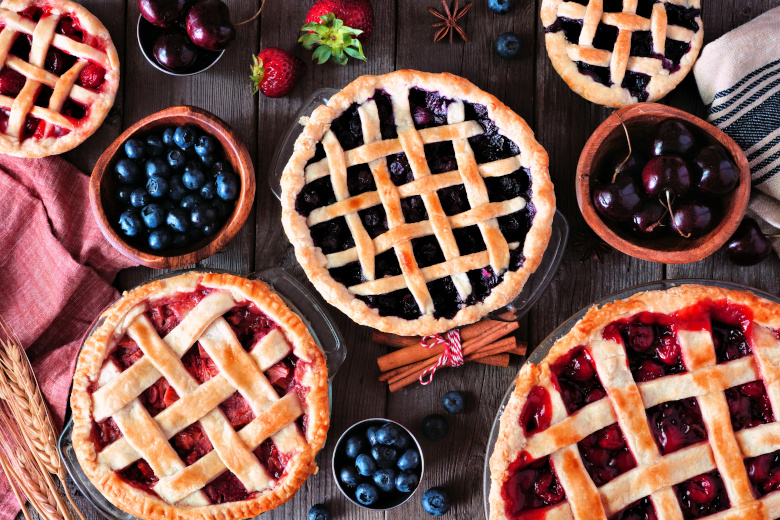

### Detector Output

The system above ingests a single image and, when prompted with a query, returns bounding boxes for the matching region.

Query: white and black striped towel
[694,6,780,255]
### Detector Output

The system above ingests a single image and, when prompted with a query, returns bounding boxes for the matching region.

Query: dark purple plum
[138,0,190,27]
[632,200,669,238]
[152,28,198,72]
[652,119,696,157]
[693,145,739,195]
[725,218,773,266]
[592,176,643,223]
[186,0,235,51]
[672,200,713,238]
[641,155,691,198]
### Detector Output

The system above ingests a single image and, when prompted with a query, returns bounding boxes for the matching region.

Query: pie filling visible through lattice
[489,285,780,520]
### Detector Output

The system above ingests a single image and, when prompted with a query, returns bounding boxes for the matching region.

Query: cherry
[672,200,714,239]
[78,63,106,90]
[138,0,190,28]
[598,424,626,449]
[44,48,66,74]
[635,360,665,382]
[592,176,643,222]
[186,0,235,51]
[0,67,25,96]
[626,323,654,351]
[685,475,717,505]
[519,386,552,435]
[641,155,691,198]
[153,28,199,72]
[693,145,738,195]
[652,119,696,157]
[564,350,596,381]
[725,217,774,266]
[656,336,681,365]
[632,200,668,238]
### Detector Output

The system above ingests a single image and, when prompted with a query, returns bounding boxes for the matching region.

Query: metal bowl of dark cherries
[333,418,424,511]
[137,0,236,75]
[577,103,750,264]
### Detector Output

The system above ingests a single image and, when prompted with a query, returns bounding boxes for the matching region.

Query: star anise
[572,230,614,263]
[428,0,473,43]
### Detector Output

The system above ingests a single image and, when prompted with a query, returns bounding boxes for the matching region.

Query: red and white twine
[418,329,463,385]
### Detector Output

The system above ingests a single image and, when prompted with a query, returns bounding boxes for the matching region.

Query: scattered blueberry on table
[442,391,465,414]
[112,124,239,253]
[422,487,452,516]
[488,0,515,14]
[495,32,522,60]
[307,503,330,520]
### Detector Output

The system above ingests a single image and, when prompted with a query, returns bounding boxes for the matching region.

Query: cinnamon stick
[371,331,420,348]
[464,337,517,361]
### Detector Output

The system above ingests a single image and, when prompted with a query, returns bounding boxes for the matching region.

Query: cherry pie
[489,285,780,520]
[281,70,555,336]
[541,0,703,107]
[71,272,329,520]
[0,0,119,157]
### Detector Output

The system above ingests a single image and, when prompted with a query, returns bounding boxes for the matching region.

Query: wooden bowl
[576,103,750,264]
[90,106,255,269]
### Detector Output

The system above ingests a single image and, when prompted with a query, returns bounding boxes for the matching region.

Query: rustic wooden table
[25,0,780,519]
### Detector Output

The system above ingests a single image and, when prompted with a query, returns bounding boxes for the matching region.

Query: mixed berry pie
[281,70,555,336]
[0,0,119,157]
[70,272,329,520]
[541,0,703,107]
[489,285,780,520]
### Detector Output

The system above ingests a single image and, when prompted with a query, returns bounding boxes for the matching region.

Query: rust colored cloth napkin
[0,155,136,520]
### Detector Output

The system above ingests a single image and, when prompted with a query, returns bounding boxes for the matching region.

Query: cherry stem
[236,0,267,26]
[646,203,670,233]
[611,112,633,184]
[663,189,690,239]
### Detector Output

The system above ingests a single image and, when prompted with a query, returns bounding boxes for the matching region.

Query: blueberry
[396,471,419,493]
[442,391,465,414]
[340,466,360,487]
[211,198,230,218]
[162,127,176,146]
[346,436,364,459]
[146,176,169,198]
[200,181,217,200]
[118,210,143,237]
[212,160,232,175]
[421,414,448,441]
[216,171,239,201]
[495,32,522,60]
[377,424,401,446]
[115,158,142,184]
[167,149,187,170]
[373,468,396,492]
[393,433,411,450]
[145,134,164,157]
[422,487,451,516]
[371,445,397,468]
[116,186,132,205]
[308,503,329,520]
[123,138,145,159]
[190,204,216,228]
[183,168,206,190]
[130,188,151,208]
[174,125,197,149]
[168,176,187,201]
[166,208,189,232]
[201,221,219,236]
[199,153,216,168]
[141,203,165,229]
[355,453,377,477]
[145,157,170,178]
[180,193,203,209]
[194,135,217,156]
[355,483,379,506]
[397,449,420,471]
[148,228,171,250]
[488,0,515,14]
[367,426,380,446]
[172,232,189,248]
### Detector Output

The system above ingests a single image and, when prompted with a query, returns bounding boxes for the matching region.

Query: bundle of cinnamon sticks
[374,315,527,392]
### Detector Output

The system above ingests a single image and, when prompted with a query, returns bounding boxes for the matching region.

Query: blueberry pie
[70,272,329,520]
[489,285,780,520]
[541,0,703,107]
[281,70,555,336]
[0,0,119,157]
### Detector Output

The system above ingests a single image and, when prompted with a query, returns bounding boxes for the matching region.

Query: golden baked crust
[0,0,119,157]
[489,284,780,520]
[70,272,329,520]
[540,0,704,107]
[281,69,555,336]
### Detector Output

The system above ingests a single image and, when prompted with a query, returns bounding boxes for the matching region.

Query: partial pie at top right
[541,0,703,107]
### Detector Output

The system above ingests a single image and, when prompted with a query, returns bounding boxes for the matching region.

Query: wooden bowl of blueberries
[576,103,750,264]
[90,105,254,268]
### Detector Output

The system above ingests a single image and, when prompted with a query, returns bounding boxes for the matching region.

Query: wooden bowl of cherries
[577,103,751,264]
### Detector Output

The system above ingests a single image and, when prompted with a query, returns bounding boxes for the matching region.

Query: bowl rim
[89,105,255,269]
[136,14,225,77]
[576,102,751,264]
[331,417,425,511]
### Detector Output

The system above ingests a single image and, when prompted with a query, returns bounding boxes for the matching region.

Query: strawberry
[250,48,306,98]
[304,0,374,42]
[299,0,373,65]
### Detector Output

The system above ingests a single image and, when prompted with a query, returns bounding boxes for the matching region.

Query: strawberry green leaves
[250,55,265,95]
[299,13,367,65]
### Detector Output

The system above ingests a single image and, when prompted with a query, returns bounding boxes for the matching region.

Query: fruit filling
[519,386,553,435]
[603,313,686,382]
[674,470,730,519]
[745,449,780,498]
[551,347,606,414]
[725,381,774,431]
[577,423,637,486]
[712,319,752,363]
[501,453,567,518]
[608,497,657,520]
[646,397,707,454]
